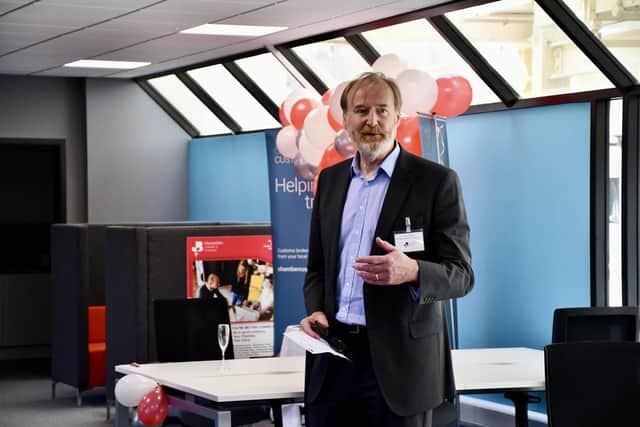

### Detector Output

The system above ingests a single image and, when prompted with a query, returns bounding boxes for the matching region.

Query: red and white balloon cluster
[275,54,472,190]
[115,374,169,426]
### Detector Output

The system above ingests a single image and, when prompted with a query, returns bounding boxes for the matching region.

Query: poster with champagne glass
[186,235,274,358]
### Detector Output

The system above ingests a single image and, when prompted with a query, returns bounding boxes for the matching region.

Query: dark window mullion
[590,99,609,307]
[274,46,328,95]
[222,62,280,122]
[176,72,241,134]
[621,95,640,306]
[535,0,637,89]
[427,15,518,107]
[136,79,199,137]
[345,34,380,66]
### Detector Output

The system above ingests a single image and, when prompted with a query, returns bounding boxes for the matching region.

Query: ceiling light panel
[180,24,287,36]
[64,59,150,69]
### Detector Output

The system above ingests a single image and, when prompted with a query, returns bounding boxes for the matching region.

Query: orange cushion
[88,342,106,387]
[88,305,106,343]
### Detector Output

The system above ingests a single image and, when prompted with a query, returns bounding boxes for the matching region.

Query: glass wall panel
[565,0,640,82]
[363,19,500,105]
[147,75,230,136]
[292,37,371,88]
[235,53,303,106]
[188,65,280,131]
[608,98,622,306]
[447,0,614,98]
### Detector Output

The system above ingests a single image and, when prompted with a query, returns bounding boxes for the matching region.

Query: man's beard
[352,126,394,160]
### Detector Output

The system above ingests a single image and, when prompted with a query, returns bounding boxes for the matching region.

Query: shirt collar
[350,142,400,179]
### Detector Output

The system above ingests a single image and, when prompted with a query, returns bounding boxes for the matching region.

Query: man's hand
[300,311,329,339]
[353,237,419,285]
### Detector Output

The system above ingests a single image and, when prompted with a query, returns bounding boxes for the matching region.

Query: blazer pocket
[409,315,442,339]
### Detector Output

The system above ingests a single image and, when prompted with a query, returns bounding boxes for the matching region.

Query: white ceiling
[0,0,447,78]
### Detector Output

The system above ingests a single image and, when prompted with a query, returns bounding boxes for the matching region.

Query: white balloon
[395,69,438,116]
[372,53,408,78]
[328,81,348,126]
[115,374,157,408]
[303,106,337,152]
[298,131,325,167]
[283,88,320,124]
[276,125,299,159]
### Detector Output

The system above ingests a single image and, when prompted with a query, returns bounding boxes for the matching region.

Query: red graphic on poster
[186,235,274,358]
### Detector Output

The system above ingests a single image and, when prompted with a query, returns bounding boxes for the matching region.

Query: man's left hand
[353,237,419,285]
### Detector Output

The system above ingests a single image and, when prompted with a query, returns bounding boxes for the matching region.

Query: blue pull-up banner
[265,129,314,351]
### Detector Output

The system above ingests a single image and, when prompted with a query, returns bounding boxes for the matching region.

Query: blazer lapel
[323,161,352,312]
[372,148,414,255]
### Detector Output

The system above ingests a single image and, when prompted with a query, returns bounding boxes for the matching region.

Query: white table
[453,348,545,427]
[115,357,305,427]
[115,347,544,427]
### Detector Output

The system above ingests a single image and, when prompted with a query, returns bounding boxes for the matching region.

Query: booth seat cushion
[88,342,106,387]
[88,305,106,387]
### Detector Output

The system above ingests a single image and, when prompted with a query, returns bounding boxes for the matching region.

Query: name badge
[394,230,424,252]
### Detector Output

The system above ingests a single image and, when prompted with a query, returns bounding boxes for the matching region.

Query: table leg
[504,392,541,427]
[114,400,132,427]
[270,401,283,427]
[213,410,232,427]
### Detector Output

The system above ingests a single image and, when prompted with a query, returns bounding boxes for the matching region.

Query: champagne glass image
[218,324,230,370]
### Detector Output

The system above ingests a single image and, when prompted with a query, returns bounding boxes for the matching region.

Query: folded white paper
[283,326,349,360]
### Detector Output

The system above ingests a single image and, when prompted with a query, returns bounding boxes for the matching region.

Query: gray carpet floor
[0,359,111,427]
[0,359,274,427]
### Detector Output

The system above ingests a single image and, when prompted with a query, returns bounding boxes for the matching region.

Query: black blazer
[303,147,474,416]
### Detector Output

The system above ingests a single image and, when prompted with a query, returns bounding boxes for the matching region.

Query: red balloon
[290,98,315,130]
[396,116,422,157]
[431,76,472,117]
[326,108,343,132]
[279,102,290,126]
[137,386,168,426]
[321,88,332,105]
[314,144,347,194]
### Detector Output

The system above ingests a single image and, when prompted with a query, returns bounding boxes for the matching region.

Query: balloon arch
[276,53,472,192]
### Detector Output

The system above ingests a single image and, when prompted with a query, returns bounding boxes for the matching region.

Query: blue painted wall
[189,132,271,222]
[447,102,591,411]
[448,102,591,349]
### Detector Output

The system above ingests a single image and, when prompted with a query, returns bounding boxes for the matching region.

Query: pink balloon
[334,130,357,158]
[328,81,348,126]
[276,125,299,159]
[372,53,408,78]
[303,106,337,152]
[298,131,325,166]
[293,153,316,180]
[395,69,438,117]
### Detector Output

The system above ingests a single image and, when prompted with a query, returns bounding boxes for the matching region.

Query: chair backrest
[153,298,234,363]
[544,342,640,427]
[551,306,639,343]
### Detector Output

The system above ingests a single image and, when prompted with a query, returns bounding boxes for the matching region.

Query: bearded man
[299,72,474,427]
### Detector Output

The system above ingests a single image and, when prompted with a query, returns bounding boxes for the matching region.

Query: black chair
[552,306,639,344]
[154,298,234,363]
[153,298,268,426]
[544,341,640,426]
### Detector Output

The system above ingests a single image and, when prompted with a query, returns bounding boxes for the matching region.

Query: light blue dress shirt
[335,144,400,326]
